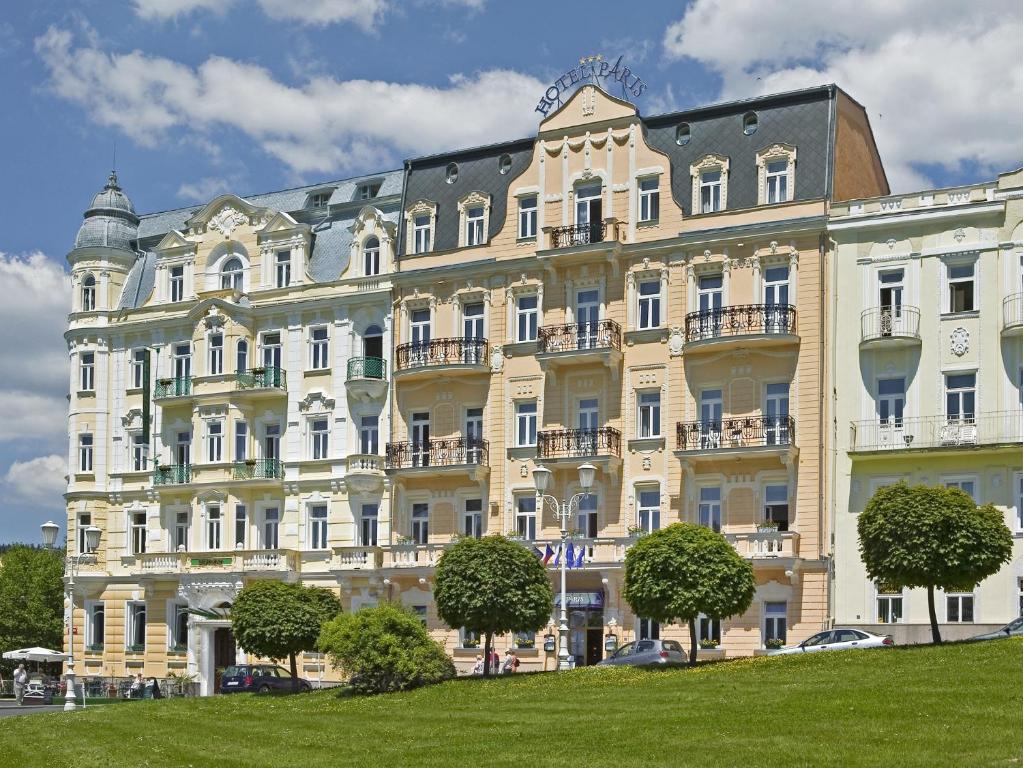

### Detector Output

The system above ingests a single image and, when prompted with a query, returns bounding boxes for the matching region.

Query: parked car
[771,628,893,655]
[219,664,312,694]
[969,617,1023,641]
[597,639,687,667]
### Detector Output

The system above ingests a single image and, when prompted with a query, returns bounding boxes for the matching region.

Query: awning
[553,591,604,610]
[2,647,68,662]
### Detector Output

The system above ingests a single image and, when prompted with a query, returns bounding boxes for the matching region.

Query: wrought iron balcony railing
[153,464,192,485]
[347,356,387,381]
[860,305,921,343]
[537,320,622,353]
[676,416,795,451]
[385,438,489,469]
[395,338,488,371]
[550,222,617,249]
[684,304,796,343]
[154,377,192,398]
[231,458,284,480]
[537,427,622,459]
[236,366,287,390]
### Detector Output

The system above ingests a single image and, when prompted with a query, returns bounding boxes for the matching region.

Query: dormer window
[466,207,484,246]
[742,112,759,135]
[364,237,381,276]
[221,257,243,291]
[81,274,96,311]
[700,171,722,213]
[457,192,491,249]
[766,161,788,203]
[169,265,184,302]
[756,144,797,206]
[405,200,437,256]
[413,217,430,253]
[356,182,381,201]
[308,191,331,208]
[446,163,459,184]
[275,250,291,288]
[690,155,730,215]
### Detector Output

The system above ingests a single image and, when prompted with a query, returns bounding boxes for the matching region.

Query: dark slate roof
[75,171,140,251]
[117,250,157,310]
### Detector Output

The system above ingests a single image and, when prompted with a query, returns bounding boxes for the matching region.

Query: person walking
[13,664,28,705]
[501,650,516,675]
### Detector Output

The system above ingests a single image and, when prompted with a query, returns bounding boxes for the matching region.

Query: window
[464,498,483,538]
[465,206,485,246]
[263,508,280,550]
[171,604,189,650]
[363,237,381,276]
[445,162,458,184]
[310,326,329,370]
[411,503,429,545]
[174,511,189,551]
[79,433,94,473]
[463,302,485,341]
[309,191,331,208]
[275,251,291,288]
[130,511,146,555]
[877,378,906,426]
[221,257,243,291]
[638,178,659,222]
[236,339,248,373]
[309,504,328,550]
[699,487,721,532]
[700,171,722,213]
[169,266,184,302]
[234,505,247,549]
[516,496,536,540]
[516,294,538,342]
[264,423,281,460]
[946,593,974,623]
[765,382,790,444]
[637,392,661,438]
[127,603,146,650]
[80,351,95,391]
[698,615,721,644]
[175,431,190,466]
[638,489,660,532]
[638,279,661,329]
[359,415,379,455]
[577,493,597,538]
[742,112,758,135]
[764,484,789,532]
[356,183,380,200]
[81,274,96,311]
[131,434,148,471]
[575,184,602,228]
[498,154,512,174]
[87,602,105,649]
[514,631,534,649]
[413,215,431,254]
[876,585,903,624]
[763,601,787,646]
[206,505,222,550]
[207,420,223,463]
[261,332,282,370]
[518,196,537,239]
[311,418,329,460]
[360,504,378,547]
[675,123,691,146]
[173,342,192,381]
[516,401,537,447]
[235,421,247,461]
[412,606,429,627]
[131,349,146,389]
[638,618,660,640]
[208,333,223,375]
[947,262,975,312]
[76,514,92,554]
[944,478,977,502]
[765,160,788,204]
[461,628,480,648]
[945,373,976,422]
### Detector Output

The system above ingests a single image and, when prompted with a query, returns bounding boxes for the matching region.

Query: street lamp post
[532,462,597,671]
[41,520,101,712]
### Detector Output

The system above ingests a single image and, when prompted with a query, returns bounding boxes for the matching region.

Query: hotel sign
[535,54,647,117]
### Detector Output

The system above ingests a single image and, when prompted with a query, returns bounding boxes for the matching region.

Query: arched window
[363,237,380,276]
[82,274,96,311]
[363,324,383,359]
[236,339,249,373]
[221,257,243,291]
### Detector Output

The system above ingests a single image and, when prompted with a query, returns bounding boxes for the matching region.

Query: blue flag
[574,545,585,568]
[565,541,575,569]
[543,544,554,565]
[553,544,561,566]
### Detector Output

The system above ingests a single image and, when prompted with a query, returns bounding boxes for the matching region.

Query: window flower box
[765,638,785,650]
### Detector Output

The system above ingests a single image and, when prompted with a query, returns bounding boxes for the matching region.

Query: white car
[771,628,893,655]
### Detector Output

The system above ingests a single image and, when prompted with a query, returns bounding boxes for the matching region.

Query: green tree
[623,523,756,665]
[858,482,1012,644]
[0,546,65,677]
[230,581,342,689]
[318,602,455,694]
[433,535,552,678]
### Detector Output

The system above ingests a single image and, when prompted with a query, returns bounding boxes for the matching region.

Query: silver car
[597,639,687,667]
[771,628,893,655]
[969,616,1023,641]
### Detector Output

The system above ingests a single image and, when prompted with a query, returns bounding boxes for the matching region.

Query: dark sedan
[969,617,1023,641]
[220,664,312,694]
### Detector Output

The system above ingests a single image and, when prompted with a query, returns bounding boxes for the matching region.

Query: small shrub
[765,638,785,649]
[318,603,454,695]
[698,639,720,650]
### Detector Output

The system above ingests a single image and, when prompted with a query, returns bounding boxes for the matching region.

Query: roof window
[498,154,512,174]
[743,112,759,136]
[675,123,691,146]
[445,163,459,184]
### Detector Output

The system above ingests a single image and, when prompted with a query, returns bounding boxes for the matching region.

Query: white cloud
[35,26,545,176]
[177,177,232,201]
[0,392,67,446]
[663,1,1023,191]
[2,455,66,507]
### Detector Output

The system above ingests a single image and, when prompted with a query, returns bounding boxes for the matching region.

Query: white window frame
[309,326,329,370]
[515,495,537,540]
[698,486,722,532]
[221,257,244,291]
[169,266,184,303]
[359,415,379,455]
[518,195,537,239]
[169,602,189,651]
[756,144,796,205]
[233,504,247,549]
[363,237,381,276]
[131,433,149,472]
[78,433,94,473]
[126,601,147,650]
[465,206,485,246]
[262,507,280,550]
[85,600,105,650]
[638,176,659,223]
[275,250,291,288]
[762,601,787,647]
[637,278,662,329]
[173,510,189,552]
[515,400,538,447]
[637,487,660,532]
[637,391,661,438]
[406,200,437,255]
[310,417,330,460]
[411,502,430,545]
[945,259,977,314]
[1015,473,1023,532]
[942,475,979,503]
[308,504,329,550]
[80,351,95,392]
[130,348,146,389]
[359,504,378,547]
[697,614,721,644]
[76,513,92,554]
[206,419,223,463]
[208,332,224,375]
[875,584,904,624]
[235,421,247,462]
[690,154,729,214]
[205,504,222,550]
[516,293,539,342]
[463,498,483,538]
[130,511,147,555]
[81,274,96,311]
[945,592,975,623]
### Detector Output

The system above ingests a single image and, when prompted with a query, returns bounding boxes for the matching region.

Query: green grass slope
[1,639,1020,768]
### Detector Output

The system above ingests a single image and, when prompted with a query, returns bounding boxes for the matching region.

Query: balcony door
[363,325,383,359]
[698,275,723,338]
[700,389,722,449]
[261,332,282,369]
[176,431,191,466]
[462,303,484,363]
[575,289,600,350]
[263,424,281,461]
[575,184,602,238]
[764,383,790,446]
[764,484,790,532]
[578,398,599,455]
[410,309,431,365]
[173,343,191,381]
[465,407,483,464]
[879,270,905,335]
[411,412,430,467]
[763,265,790,333]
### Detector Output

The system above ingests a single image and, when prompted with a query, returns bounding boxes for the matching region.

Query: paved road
[0,704,67,718]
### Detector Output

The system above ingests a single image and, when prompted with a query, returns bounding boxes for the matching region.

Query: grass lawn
[1,639,1019,768]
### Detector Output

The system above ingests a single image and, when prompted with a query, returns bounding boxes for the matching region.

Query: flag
[565,542,575,569]
[543,544,554,565]
[574,545,585,569]
[531,546,544,560]
[552,544,561,566]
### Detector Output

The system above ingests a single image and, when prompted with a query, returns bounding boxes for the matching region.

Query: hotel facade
[79,80,1023,694]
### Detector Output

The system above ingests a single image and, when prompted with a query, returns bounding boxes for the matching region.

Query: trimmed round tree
[231,581,343,689]
[623,523,756,665]
[433,535,553,677]
[858,482,1012,644]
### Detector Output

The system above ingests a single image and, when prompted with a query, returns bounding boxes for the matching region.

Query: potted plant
[698,638,720,650]
[128,644,145,654]
[394,535,414,546]
[626,525,648,538]
[757,520,780,532]
[765,637,785,650]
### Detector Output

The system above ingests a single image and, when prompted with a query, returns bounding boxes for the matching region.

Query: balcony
[683,305,797,353]
[860,306,922,347]
[537,427,622,475]
[394,338,489,380]
[849,412,1023,454]
[345,357,387,400]
[382,543,449,569]
[235,366,287,395]
[675,416,796,461]
[725,531,800,561]
[344,453,385,493]
[154,377,192,400]
[524,533,799,566]
[535,320,623,377]
[230,458,283,482]
[133,549,299,575]
[550,222,614,249]
[385,438,489,480]
[334,546,382,570]
[1003,294,1023,336]
[153,464,192,486]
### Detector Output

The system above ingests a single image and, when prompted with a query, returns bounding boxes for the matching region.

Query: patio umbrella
[2,647,68,662]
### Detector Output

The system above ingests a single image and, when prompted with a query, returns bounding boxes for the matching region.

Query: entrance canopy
[3,647,68,662]
[554,591,604,610]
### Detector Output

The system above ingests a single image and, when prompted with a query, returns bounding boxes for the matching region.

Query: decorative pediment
[184,195,273,238]
[154,230,193,252]
[121,408,144,431]
[539,84,637,135]
[457,190,490,213]
[185,296,253,329]
[257,211,303,235]
[299,390,335,412]
[690,153,730,176]
[756,143,797,166]
[350,206,396,242]
[406,199,437,218]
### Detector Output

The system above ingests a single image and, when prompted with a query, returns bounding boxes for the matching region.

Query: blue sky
[1,0,1022,543]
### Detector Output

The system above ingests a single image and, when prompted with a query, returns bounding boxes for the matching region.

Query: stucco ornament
[668,327,684,357]
[208,205,248,238]
[950,327,969,357]
[490,345,504,373]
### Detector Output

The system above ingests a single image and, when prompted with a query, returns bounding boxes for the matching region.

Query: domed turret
[74,171,140,251]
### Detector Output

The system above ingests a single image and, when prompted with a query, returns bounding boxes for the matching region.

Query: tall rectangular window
[360,504,378,547]
[877,378,906,426]
[235,421,247,461]
[310,327,329,370]
[169,266,184,302]
[638,177,659,222]
[699,487,721,532]
[79,433,94,473]
[638,279,661,329]
[413,215,431,254]
[174,511,189,551]
[76,513,92,554]
[764,484,789,532]
[207,420,223,463]
[87,602,105,649]
[263,508,280,550]
[131,349,146,389]
[464,498,483,538]
[763,601,787,646]
[638,618,660,640]
[947,263,975,313]
[309,504,328,550]
[516,294,538,342]
[876,585,903,624]
[131,434,148,471]
[130,512,147,555]
[946,593,974,622]
[698,615,721,644]
[765,160,788,204]
[275,251,291,288]
[208,333,223,375]
[234,505,247,549]
[171,604,189,650]
[411,503,430,545]
[127,602,147,650]
[577,493,597,538]
[311,418,329,460]
[518,196,537,239]
[516,401,537,447]
[359,415,379,454]
[260,332,282,369]
[80,352,95,391]
[516,496,536,540]
[206,505,222,550]
[700,170,722,213]
[465,206,485,246]
[638,392,661,438]
[945,373,976,422]
[638,489,660,533]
